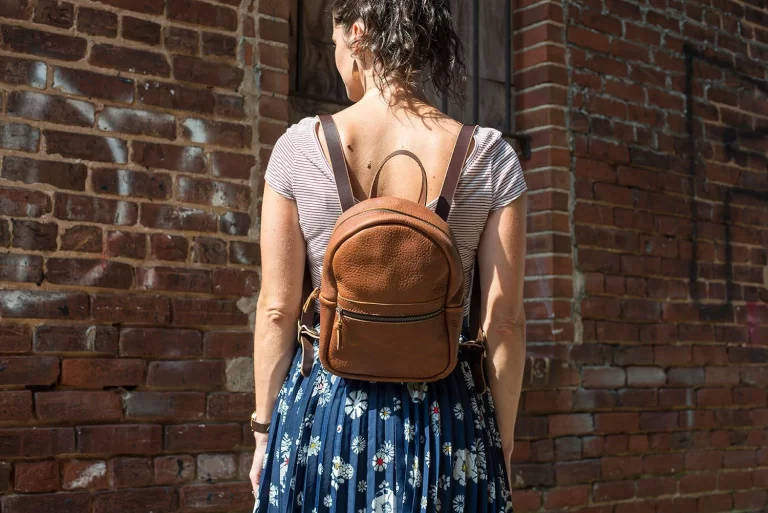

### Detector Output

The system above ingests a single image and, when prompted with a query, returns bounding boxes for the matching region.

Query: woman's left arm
[250,183,306,493]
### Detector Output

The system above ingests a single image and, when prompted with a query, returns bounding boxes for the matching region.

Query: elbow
[256,296,298,328]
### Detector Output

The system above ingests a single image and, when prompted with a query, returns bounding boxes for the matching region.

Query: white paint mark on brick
[31,62,47,89]
[225,357,254,392]
[66,461,106,489]
[114,201,133,225]
[182,118,208,144]
[81,261,108,286]
[115,169,133,197]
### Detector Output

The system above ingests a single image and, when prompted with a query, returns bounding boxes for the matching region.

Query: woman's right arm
[476,191,528,489]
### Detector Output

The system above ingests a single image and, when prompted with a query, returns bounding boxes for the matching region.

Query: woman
[250,1,527,512]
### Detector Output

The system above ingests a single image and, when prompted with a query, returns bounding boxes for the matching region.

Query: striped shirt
[264,116,527,316]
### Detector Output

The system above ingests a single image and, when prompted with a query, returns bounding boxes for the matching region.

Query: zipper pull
[335,313,343,350]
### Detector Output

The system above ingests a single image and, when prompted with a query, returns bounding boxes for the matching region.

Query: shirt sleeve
[264,132,295,201]
[489,135,527,211]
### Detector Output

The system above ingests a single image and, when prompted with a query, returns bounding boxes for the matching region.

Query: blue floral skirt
[254,321,513,513]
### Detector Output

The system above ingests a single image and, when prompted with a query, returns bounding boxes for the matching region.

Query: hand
[249,432,270,497]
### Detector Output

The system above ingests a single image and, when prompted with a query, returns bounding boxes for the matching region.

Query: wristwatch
[250,411,270,434]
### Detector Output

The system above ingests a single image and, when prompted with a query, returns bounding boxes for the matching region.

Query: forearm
[253,301,298,423]
[485,323,526,466]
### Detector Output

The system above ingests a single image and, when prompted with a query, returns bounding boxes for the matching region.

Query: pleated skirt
[254,321,513,513]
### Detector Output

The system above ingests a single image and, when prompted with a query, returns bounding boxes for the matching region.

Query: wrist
[250,411,272,433]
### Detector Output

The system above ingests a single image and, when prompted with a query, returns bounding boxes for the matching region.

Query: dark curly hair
[330,0,467,105]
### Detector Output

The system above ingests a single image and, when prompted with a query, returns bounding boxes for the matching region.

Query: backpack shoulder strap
[435,124,477,222]
[319,115,355,212]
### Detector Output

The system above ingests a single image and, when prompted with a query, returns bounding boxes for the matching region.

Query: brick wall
[0,0,287,510]
[509,0,768,512]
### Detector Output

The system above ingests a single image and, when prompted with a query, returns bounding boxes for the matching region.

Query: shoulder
[275,116,318,146]
[467,126,519,166]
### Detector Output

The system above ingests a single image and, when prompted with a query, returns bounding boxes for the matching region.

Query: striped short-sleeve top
[264,116,527,317]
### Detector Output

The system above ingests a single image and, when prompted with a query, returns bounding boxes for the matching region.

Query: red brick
[122,16,161,45]
[549,413,594,436]
[260,18,289,44]
[90,44,170,76]
[697,388,732,407]
[47,258,134,289]
[106,231,147,259]
[76,7,117,37]
[77,424,162,454]
[164,423,241,451]
[61,459,108,490]
[0,252,43,283]
[93,486,177,513]
[45,130,127,163]
[583,367,626,389]
[215,94,245,118]
[60,359,145,388]
[132,141,205,173]
[92,0,163,14]
[124,391,205,420]
[120,328,202,358]
[602,456,643,479]
[176,176,251,210]
[203,331,251,358]
[0,55,45,89]
[98,106,176,139]
[1,492,90,513]
[149,233,188,261]
[626,366,667,387]
[0,120,40,152]
[0,427,75,458]
[0,25,86,61]
[11,219,57,250]
[60,225,105,253]
[220,211,250,236]
[206,392,253,420]
[181,118,251,148]
[164,26,199,55]
[136,266,212,293]
[92,294,170,324]
[138,80,215,114]
[697,493,732,513]
[0,355,58,385]
[14,459,59,492]
[0,324,30,352]
[2,156,87,191]
[544,485,589,509]
[0,0,32,19]
[595,412,639,434]
[154,455,195,485]
[109,457,153,488]
[734,490,768,511]
[0,219,9,247]
[0,290,89,320]
[0,390,33,422]
[555,459,601,484]
[34,324,118,354]
[202,32,237,58]
[10,89,95,127]
[53,66,134,103]
[1,183,51,216]
[141,204,217,232]
[178,483,251,511]
[593,480,635,502]
[36,391,122,422]
[644,453,684,475]
[191,237,227,265]
[33,0,73,28]
[147,360,224,389]
[168,0,236,30]
[172,297,249,326]
[637,476,677,497]
[173,55,244,89]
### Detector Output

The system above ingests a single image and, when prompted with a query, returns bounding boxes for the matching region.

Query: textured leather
[297,118,486,386]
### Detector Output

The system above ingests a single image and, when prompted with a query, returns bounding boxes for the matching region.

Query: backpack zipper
[334,306,445,349]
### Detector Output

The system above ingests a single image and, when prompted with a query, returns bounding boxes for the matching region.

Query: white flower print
[442,442,452,456]
[372,452,388,471]
[471,439,487,480]
[435,497,442,512]
[407,382,427,403]
[408,456,422,487]
[279,433,292,491]
[337,424,343,433]
[404,420,415,441]
[302,414,314,429]
[307,436,321,457]
[429,484,439,502]
[393,397,402,411]
[345,390,368,419]
[379,407,391,420]
[381,441,395,462]
[323,494,333,507]
[296,445,307,464]
[296,491,303,506]
[421,496,428,510]
[254,497,260,512]
[430,401,441,435]
[471,397,487,430]
[278,397,289,415]
[461,361,475,390]
[358,480,367,493]
[453,449,477,486]
[452,495,465,513]
[453,403,464,420]
[372,481,395,513]
[488,482,496,501]
[312,372,331,406]
[351,436,366,454]
[317,463,323,475]
[294,387,304,403]
[438,475,450,490]
[269,483,278,506]
[331,456,354,490]
[425,450,431,468]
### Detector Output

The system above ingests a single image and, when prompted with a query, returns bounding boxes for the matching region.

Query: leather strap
[435,124,477,222]
[319,115,356,212]
[469,257,482,342]
[299,263,315,377]
[369,150,428,206]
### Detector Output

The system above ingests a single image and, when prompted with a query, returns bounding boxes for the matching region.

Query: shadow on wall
[683,43,768,324]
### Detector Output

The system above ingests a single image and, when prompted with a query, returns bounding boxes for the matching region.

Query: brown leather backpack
[297,115,487,389]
